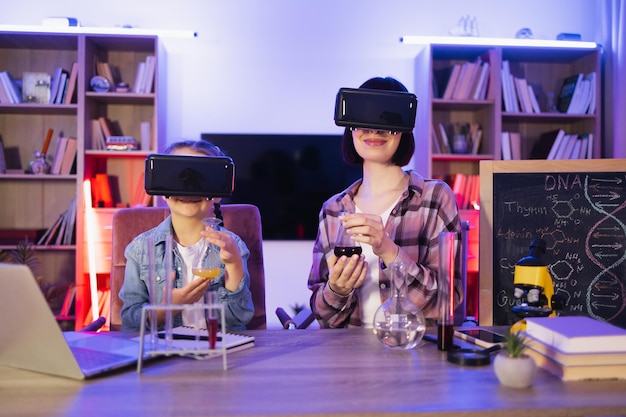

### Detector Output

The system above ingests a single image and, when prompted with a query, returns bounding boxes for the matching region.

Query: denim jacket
[119,216,254,331]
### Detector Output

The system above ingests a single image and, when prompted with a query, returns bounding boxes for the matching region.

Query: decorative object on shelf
[90,75,110,92]
[449,15,479,37]
[373,262,426,349]
[27,151,51,174]
[21,72,51,103]
[493,330,537,388]
[515,28,534,39]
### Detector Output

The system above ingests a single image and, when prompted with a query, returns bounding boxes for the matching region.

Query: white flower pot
[493,352,537,388]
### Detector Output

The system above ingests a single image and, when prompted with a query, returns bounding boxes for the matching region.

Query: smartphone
[454,328,508,349]
[334,87,418,133]
[144,154,235,198]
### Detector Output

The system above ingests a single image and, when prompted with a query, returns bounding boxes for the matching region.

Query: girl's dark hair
[163,139,225,221]
[341,77,416,166]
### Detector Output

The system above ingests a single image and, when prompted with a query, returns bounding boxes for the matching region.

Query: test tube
[437,231,455,351]
[164,234,174,348]
[146,236,158,347]
[206,291,219,349]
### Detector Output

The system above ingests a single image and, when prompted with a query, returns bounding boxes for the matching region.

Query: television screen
[201,133,361,240]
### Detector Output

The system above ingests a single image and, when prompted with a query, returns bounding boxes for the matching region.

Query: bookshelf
[0,30,164,330]
[412,41,601,319]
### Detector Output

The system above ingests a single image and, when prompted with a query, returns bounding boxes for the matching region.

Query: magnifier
[446,344,501,366]
[423,334,502,366]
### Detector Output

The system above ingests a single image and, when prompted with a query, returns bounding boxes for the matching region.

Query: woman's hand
[326,253,367,296]
[340,213,398,265]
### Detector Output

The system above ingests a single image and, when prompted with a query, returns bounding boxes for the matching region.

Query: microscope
[511,238,563,318]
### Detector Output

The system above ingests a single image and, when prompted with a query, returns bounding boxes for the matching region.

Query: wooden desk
[1,329,626,417]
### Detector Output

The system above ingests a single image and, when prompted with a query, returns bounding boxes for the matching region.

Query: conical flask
[334,212,362,257]
[373,262,426,349]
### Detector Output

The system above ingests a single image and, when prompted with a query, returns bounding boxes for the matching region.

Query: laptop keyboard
[71,346,133,371]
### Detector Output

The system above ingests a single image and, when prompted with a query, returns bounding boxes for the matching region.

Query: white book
[471,61,490,100]
[140,121,152,151]
[546,129,567,160]
[526,316,626,355]
[586,72,597,114]
[514,78,532,113]
[142,55,156,94]
[509,132,522,160]
[555,134,576,159]
[527,84,541,113]
[0,71,19,103]
[48,66,64,104]
[577,136,588,159]
[501,131,512,160]
[585,133,594,158]
[570,136,582,159]
[133,61,146,93]
[566,73,584,114]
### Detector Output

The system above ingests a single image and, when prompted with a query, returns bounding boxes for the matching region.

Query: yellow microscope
[511,238,563,320]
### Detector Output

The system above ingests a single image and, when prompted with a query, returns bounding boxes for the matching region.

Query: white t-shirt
[176,239,207,328]
[356,201,396,328]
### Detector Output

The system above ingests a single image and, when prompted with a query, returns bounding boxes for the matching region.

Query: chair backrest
[109,204,266,331]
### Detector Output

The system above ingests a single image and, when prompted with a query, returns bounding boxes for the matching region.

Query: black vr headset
[334,87,418,133]
[144,154,234,198]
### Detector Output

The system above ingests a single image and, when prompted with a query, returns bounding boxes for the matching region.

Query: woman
[308,76,463,328]
[120,140,254,331]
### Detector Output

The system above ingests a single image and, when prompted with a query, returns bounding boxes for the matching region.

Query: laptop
[0,263,144,380]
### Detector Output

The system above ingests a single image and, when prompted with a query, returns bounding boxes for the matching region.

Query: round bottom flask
[373,262,426,349]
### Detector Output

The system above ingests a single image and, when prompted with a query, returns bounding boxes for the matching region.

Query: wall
[1,0,606,327]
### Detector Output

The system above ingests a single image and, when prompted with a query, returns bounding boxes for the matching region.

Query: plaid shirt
[307,170,462,328]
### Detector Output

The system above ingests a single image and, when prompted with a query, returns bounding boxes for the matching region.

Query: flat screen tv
[201,133,361,240]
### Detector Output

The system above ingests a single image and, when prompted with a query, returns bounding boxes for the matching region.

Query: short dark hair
[341,77,416,166]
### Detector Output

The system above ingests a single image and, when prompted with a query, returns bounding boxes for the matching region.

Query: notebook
[153,325,255,354]
[0,263,145,380]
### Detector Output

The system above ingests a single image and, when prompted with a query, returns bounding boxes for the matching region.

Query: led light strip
[0,24,197,38]
[400,35,597,49]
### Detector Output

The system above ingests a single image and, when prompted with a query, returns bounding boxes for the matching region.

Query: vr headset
[334,87,418,133]
[144,154,234,198]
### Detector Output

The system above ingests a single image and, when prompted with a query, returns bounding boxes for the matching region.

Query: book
[142,55,157,93]
[63,62,79,104]
[54,72,68,104]
[0,136,5,174]
[48,66,66,104]
[525,347,626,381]
[508,132,522,160]
[153,326,256,353]
[530,129,563,160]
[527,84,542,113]
[471,61,490,100]
[546,130,567,160]
[557,73,582,113]
[523,331,626,367]
[442,64,461,100]
[525,316,626,354]
[0,71,21,103]
[585,72,597,114]
[50,136,69,175]
[501,131,512,160]
[60,137,77,175]
[453,61,479,100]
[514,77,533,113]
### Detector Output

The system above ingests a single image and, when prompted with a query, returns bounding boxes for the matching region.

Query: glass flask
[373,262,426,349]
[333,211,362,257]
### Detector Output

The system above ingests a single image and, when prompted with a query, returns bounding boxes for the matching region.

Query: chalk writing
[492,172,626,329]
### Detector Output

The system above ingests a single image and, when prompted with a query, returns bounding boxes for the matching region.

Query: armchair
[109,204,266,331]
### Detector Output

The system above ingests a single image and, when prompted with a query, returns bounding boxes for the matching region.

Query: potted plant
[0,238,70,312]
[493,330,537,388]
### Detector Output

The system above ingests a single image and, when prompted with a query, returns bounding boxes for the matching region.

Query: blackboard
[479,160,626,329]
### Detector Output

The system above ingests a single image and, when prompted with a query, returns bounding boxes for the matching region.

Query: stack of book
[437,58,490,101]
[501,60,542,114]
[557,72,596,115]
[36,199,77,246]
[523,316,626,381]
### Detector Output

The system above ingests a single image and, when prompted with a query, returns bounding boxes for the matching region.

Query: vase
[373,262,426,349]
[493,352,537,388]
